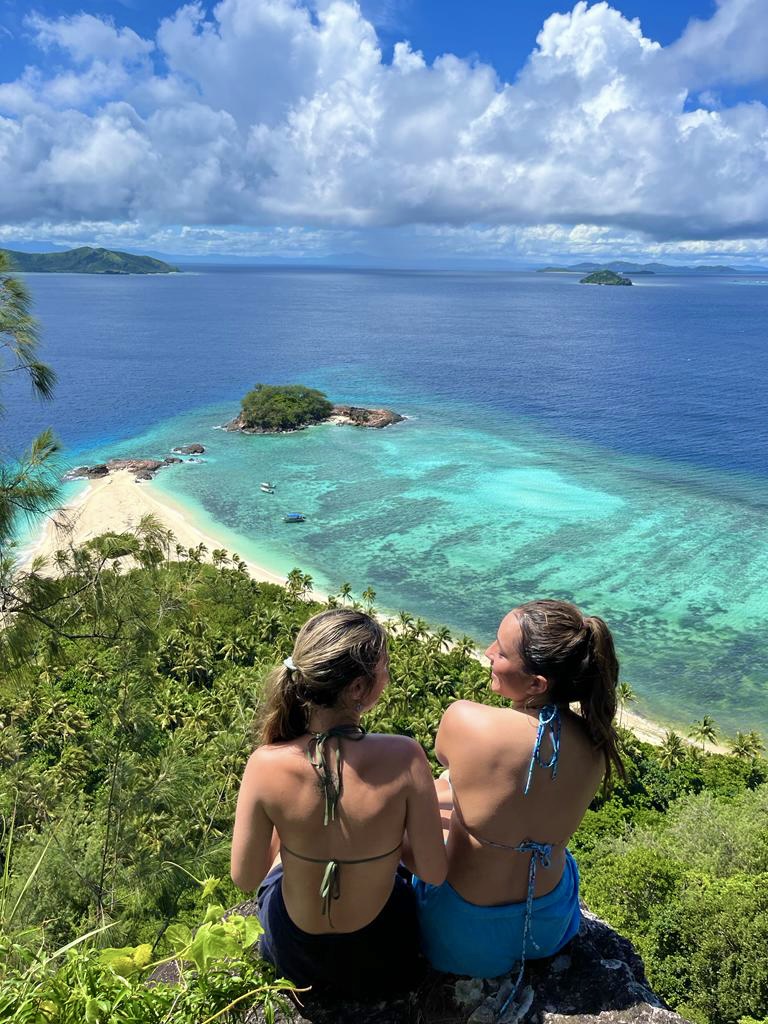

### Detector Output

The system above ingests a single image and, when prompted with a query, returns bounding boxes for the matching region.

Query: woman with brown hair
[231,608,446,999]
[413,599,623,995]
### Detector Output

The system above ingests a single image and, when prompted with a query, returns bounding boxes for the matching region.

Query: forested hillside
[1,527,767,1024]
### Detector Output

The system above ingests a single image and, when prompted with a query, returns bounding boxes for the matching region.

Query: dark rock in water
[64,464,109,480]
[203,904,687,1024]
[331,405,405,428]
[164,456,183,465]
[172,443,206,455]
[63,457,179,483]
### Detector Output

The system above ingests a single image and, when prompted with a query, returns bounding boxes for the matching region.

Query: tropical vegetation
[239,384,334,431]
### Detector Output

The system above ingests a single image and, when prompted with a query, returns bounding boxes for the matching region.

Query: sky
[1,0,768,265]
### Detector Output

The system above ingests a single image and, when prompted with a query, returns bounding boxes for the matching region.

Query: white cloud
[27,12,154,66]
[667,0,768,88]
[1,0,767,255]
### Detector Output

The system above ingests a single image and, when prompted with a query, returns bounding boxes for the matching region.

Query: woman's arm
[231,750,277,892]
[401,742,448,885]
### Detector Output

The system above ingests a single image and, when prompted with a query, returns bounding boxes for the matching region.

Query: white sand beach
[21,469,289,588]
[20,470,728,753]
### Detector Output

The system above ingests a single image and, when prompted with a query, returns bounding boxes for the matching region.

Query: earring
[354,701,363,712]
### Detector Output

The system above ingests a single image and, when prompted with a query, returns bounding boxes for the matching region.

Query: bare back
[437,700,604,905]
[232,731,445,933]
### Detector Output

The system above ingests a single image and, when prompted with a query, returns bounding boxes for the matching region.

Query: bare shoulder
[242,740,304,781]
[441,699,506,734]
[365,732,427,763]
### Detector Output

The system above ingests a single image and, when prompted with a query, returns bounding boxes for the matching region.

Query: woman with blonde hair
[414,599,623,998]
[231,608,446,998]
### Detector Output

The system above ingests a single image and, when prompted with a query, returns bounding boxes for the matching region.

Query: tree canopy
[239,384,333,431]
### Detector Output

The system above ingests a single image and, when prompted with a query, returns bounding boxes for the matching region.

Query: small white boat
[260,481,275,492]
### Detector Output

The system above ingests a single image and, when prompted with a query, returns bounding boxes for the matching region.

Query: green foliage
[0,903,293,1024]
[1,517,766,1022]
[0,252,59,547]
[239,384,333,431]
[582,854,768,1024]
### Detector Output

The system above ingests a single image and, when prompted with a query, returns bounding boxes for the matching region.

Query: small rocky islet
[63,388,403,482]
[579,270,633,286]
[224,383,404,434]
[223,402,404,433]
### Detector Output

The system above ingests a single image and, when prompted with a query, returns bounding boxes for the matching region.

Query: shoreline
[20,471,728,753]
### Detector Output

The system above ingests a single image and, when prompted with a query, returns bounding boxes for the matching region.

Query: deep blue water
[3,268,768,734]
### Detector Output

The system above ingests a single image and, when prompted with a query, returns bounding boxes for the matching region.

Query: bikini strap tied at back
[523,704,561,796]
[282,842,403,920]
[306,724,366,826]
[496,840,554,1020]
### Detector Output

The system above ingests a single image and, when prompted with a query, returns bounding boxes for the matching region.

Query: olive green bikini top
[280,724,402,924]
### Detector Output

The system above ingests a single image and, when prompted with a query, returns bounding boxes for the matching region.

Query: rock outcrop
[329,405,405,428]
[224,404,404,433]
[172,443,206,455]
[228,905,688,1024]
[64,457,182,483]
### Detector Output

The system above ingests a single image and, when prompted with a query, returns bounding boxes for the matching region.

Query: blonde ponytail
[258,609,387,745]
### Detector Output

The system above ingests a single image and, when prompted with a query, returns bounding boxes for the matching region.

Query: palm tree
[0,251,58,545]
[658,730,686,769]
[217,634,248,663]
[286,568,304,600]
[729,730,766,760]
[395,610,414,635]
[434,626,453,651]
[747,730,766,757]
[362,587,376,613]
[616,681,638,726]
[338,582,353,605]
[688,714,718,750]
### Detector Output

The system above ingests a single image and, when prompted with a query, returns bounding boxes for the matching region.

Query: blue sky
[1,0,767,264]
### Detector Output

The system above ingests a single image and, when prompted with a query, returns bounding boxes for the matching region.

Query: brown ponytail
[258,609,387,745]
[514,600,625,786]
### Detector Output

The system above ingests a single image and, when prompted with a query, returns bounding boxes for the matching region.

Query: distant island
[225,384,404,433]
[2,246,177,274]
[580,270,632,286]
[539,261,748,276]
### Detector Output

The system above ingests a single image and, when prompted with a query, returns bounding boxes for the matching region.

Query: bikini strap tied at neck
[306,724,367,826]
[523,704,561,796]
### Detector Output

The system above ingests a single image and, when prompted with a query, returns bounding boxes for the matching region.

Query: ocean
[3,267,768,735]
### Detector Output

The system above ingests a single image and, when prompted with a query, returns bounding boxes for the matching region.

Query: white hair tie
[283,656,297,671]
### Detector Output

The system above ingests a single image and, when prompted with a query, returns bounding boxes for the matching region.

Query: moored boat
[283,512,306,523]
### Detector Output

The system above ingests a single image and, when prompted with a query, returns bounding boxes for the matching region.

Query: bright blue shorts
[412,850,581,978]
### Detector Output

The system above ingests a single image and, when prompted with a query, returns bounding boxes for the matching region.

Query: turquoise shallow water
[6,268,768,737]
[74,395,768,737]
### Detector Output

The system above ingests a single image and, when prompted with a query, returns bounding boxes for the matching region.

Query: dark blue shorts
[257,864,424,999]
